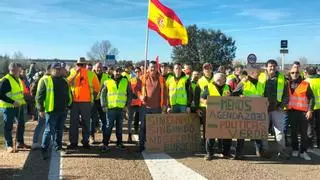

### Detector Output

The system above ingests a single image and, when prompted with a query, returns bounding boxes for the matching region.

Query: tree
[172,25,236,70]
[298,56,308,68]
[12,51,24,60]
[87,40,119,61]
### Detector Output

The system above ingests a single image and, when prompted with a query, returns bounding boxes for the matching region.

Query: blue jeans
[171,105,187,113]
[32,115,45,143]
[0,107,25,147]
[128,106,141,134]
[41,112,67,150]
[104,109,123,145]
[139,107,162,148]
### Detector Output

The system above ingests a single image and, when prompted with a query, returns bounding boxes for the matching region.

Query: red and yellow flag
[148,0,188,46]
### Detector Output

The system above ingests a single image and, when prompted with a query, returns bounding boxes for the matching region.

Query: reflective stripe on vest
[259,72,285,102]
[288,81,309,112]
[243,80,265,97]
[0,74,26,108]
[42,77,72,112]
[208,84,230,97]
[306,78,320,110]
[105,78,128,108]
[198,76,214,107]
[167,76,188,106]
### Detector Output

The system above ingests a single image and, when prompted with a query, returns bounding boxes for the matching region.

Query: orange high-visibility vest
[130,77,142,106]
[21,80,30,94]
[288,80,309,112]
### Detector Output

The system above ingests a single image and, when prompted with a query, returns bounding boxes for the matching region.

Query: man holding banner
[232,67,269,159]
[200,73,232,160]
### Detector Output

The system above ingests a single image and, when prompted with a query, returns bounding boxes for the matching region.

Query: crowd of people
[0,57,320,162]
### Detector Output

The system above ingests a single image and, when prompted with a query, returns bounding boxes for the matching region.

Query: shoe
[67,144,78,150]
[17,143,30,149]
[291,150,299,157]
[55,146,63,152]
[222,153,234,159]
[116,143,126,151]
[41,148,49,160]
[204,154,214,161]
[277,151,290,160]
[301,152,311,161]
[101,145,111,153]
[83,144,90,149]
[7,147,14,153]
[127,134,133,144]
[138,146,145,153]
[256,150,271,159]
[31,143,41,150]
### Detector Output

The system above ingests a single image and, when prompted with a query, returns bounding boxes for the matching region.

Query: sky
[0,0,319,63]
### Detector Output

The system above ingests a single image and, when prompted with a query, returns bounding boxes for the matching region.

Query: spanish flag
[148,0,188,46]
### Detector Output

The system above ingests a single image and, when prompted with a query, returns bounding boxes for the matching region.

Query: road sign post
[280,40,288,70]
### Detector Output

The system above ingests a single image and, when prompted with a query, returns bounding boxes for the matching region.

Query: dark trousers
[199,107,206,140]
[0,107,25,147]
[69,102,92,145]
[90,100,106,136]
[139,107,162,148]
[314,109,320,147]
[104,109,123,145]
[288,110,309,152]
[236,139,264,155]
[206,138,232,155]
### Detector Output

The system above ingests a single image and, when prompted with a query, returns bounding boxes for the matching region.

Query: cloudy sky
[0,0,319,63]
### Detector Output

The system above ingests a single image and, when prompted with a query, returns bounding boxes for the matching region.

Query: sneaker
[55,146,63,152]
[41,148,49,160]
[222,153,234,159]
[32,143,41,150]
[277,151,290,160]
[291,150,299,157]
[301,152,311,161]
[116,143,126,151]
[17,143,30,149]
[204,154,214,161]
[256,150,271,159]
[7,147,14,153]
[101,145,111,153]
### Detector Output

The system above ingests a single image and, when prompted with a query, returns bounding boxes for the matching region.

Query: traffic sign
[280,49,289,54]
[281,40,288,48]
[247,54,257,64]
[105,55,116,66]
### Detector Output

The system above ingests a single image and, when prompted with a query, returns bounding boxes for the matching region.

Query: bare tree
[87,40,119,61]
[298,56,308,68]
[12,51,24,60]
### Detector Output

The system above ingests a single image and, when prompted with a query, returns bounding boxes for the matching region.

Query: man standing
[200,73,232,160]
[128,67,142,143]
[0,63,29,153]
[194,63,214,141]
[227,64,243,91]
[286,67,314,160]
[183,63,192,79]
[305,66,320,149]
[166,63,191,113]
[190,71,200,112]
[90,62,109,143]
[100,67,132,152]
[139,61,168,152]
[259,59,289,159]
[67,57,100,149]
[36,63,71,159]
[160,63,172,81]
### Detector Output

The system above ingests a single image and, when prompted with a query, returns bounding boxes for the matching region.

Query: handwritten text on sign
[146,113,201,153]
[206,97,269,139]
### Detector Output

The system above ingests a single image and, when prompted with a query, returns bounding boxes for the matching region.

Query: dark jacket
[36,76,70,113]
[0,74,20,104]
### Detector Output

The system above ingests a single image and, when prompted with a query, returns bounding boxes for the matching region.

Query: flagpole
[142,0,150,97]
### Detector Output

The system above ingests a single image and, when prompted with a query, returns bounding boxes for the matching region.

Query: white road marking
[133,135,207,180]
[48,149,63,180]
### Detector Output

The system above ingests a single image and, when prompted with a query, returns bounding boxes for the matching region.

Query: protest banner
[146,113,201,153]
[206,96,269,139]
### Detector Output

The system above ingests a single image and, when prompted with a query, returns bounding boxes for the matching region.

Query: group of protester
[0,57,320,162]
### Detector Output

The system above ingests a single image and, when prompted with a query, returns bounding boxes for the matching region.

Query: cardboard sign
[206,96,269,139]
[146,113,201,153]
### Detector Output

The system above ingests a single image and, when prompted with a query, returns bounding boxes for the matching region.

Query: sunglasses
[290,72,299,74]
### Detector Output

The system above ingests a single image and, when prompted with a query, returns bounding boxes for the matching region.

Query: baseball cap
[52,62,62,69]
[203,63,212,69]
